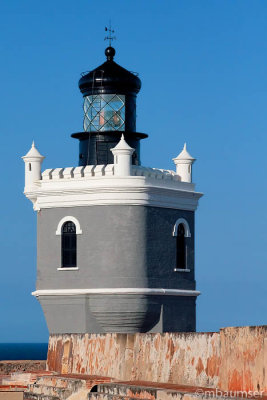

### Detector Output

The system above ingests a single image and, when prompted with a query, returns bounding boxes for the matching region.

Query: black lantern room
[72,46,148,166]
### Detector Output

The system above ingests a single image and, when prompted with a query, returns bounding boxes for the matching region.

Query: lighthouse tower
[23,45,202,334]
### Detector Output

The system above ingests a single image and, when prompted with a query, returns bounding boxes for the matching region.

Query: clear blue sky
[1,0,266,342]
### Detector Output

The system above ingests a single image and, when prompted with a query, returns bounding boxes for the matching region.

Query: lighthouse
[23,44,202,334]
[72,45,147,167]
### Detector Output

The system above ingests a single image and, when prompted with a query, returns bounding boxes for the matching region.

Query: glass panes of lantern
[83,94,125,132]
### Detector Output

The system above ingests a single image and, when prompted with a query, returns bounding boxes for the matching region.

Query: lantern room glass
[83,94,125,132]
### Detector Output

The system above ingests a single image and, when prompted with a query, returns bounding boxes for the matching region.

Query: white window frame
[55,216,82,236]
[172,218,191,238]
[56,216,82,271]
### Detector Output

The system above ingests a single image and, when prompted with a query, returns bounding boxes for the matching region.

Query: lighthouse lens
[83,94,125,132]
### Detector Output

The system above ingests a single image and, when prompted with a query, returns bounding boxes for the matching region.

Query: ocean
[0,343,48,360]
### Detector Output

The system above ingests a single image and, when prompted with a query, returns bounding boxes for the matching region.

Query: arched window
[61,221,77,268]
[173,218,191,271]
[176,224,186,269]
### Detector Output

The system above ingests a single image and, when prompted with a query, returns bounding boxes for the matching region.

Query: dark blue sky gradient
[1,0,266,342]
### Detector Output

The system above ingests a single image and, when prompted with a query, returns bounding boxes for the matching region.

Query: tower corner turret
[111,134,134,176]
[173,143,196,183]
[22,141,45,198]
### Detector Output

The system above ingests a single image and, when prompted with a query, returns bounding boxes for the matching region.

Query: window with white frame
[56,216,82,269]
[173,218,191,270]
[61,221,77,268]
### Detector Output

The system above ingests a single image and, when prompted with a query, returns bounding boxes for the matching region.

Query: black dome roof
[78,47,141,96]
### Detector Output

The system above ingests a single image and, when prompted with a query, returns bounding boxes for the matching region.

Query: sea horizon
[0,343,48,360]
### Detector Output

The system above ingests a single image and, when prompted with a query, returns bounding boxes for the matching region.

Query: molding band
[32,288,200,297]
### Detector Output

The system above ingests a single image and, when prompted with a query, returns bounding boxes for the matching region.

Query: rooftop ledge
[39,165,195,189]
[24,164,203,211]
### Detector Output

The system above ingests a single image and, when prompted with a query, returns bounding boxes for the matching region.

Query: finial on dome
[32,140,35,147]
[105,46,116,61]
[104,22,116,60]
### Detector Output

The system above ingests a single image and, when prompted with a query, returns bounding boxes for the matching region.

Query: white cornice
[32,288,200,297]
[34,178,202,211]
[24,165,203,211]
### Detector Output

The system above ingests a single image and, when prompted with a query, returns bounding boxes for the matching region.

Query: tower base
[38,294,196,333]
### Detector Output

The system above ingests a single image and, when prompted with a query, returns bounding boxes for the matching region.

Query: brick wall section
[46,326,267,392]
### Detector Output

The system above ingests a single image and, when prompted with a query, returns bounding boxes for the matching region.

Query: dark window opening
[176,223,186,269]
[62,221,76,268]
[29,163,31,171]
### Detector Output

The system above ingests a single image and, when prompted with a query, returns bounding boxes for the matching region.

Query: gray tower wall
[36,205,196,333]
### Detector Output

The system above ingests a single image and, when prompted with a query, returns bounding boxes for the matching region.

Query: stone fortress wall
[47,326,267,392]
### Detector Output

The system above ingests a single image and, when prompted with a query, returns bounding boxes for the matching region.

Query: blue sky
[0,0,266,342]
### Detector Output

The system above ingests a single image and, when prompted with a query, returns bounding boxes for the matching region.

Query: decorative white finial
[174,143,195,162]
[23,141,44,160]
[111,135,134,176]
[111,134,134,151]
[173,143,196,183]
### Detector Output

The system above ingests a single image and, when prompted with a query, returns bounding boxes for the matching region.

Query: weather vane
[104,22,116,47]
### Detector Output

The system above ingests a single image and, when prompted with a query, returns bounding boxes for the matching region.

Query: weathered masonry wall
[0,361,46,374]
[47,326,267,392]
[47,332,220,388]
[219,326,267,392]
